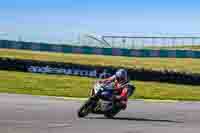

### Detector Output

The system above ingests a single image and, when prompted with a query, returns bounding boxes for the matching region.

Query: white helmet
[115,69,128,83]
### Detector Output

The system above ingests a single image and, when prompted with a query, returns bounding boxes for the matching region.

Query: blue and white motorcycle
[77,81,122,118]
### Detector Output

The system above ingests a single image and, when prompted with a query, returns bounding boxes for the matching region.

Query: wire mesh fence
[1,32,200,50]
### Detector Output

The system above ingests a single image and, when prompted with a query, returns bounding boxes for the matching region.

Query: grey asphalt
[0,94,200,133]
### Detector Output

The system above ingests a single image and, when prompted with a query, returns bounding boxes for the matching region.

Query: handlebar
[95,81,113,91]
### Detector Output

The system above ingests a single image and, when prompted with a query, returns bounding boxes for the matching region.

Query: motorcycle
[77,81,122,118]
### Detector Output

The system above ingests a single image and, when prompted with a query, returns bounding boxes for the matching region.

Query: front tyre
[77,98,95,118]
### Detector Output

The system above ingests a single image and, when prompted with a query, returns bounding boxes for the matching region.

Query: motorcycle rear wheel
[104,107,121,119]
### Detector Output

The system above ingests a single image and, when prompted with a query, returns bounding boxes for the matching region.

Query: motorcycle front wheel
[77,97,96,118]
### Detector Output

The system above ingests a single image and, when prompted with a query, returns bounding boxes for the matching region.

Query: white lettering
[89,70,97,77]
[64,69,72,75]
[73,69,80,75]
[27,66,110,78]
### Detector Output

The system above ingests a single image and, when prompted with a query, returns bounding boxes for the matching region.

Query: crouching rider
[99,69,135,112]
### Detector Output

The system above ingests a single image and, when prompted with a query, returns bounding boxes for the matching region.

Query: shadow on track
[86,116,183,123]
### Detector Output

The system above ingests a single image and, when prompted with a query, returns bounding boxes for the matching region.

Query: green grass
[0,70,200,101]
[1,48,200,74]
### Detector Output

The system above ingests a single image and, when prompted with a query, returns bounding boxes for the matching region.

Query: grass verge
[0,48,200,74]
[0,70,200,101]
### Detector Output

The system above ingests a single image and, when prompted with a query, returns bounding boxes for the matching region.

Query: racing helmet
[115,69,128,83]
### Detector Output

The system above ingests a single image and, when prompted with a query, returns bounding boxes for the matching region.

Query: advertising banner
[0,57,200,85]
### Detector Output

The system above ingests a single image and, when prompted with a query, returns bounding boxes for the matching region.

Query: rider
[99,69,135,111]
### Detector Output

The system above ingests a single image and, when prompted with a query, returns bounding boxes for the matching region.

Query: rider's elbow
[127,84,136,97]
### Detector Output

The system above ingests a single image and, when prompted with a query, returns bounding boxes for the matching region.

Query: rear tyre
[104,106,121,119]
[104,113,115,119]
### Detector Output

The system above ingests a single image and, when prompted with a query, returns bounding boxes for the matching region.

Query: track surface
[0,94,200,133]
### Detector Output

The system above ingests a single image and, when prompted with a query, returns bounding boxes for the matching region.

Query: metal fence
[1,33,200,49]
[82,34,200,49]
